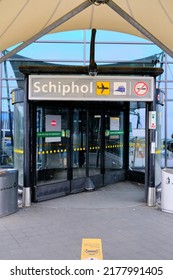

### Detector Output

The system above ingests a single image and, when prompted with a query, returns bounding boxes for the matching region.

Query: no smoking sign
[134,81,148,96]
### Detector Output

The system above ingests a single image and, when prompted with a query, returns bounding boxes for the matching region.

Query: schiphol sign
[28,75,154,101]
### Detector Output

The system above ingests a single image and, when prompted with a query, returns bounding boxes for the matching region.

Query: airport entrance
[12,66,163,205]
[34,101,127,201]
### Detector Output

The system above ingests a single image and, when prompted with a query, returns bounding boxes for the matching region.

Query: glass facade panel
[129,103,146,170]
[105,111,124,170]
[155,101,165,186]
[36,106,69,184]
[165,101,173,168]
[13,103,24,186]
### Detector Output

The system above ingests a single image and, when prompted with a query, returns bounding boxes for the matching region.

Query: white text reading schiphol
[33,81,93,95]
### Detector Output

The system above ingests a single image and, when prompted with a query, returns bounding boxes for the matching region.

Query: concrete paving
[0,181,173,260]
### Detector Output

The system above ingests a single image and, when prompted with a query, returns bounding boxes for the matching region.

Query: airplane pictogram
[97,83,109,93]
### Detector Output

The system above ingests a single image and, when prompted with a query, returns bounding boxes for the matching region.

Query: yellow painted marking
[14,149,24,154]
[81,238,103,260]
[15,143,125,155]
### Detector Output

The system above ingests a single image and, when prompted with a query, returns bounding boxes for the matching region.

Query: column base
[147,187,156,207]
[22,187,31,207]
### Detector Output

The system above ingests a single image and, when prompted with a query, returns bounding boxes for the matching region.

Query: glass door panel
[13,102,24,186]
[35,104,124,189]
[105,111,124,170]
[129,104,146,170]
[88,111,101,176]
[36,106,69,185]
[72,109,87,179]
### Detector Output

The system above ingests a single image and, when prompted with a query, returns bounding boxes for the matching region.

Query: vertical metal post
[86,109,89,178]
[68,108,73,189]
[88,29,97,76]
[164,54,168,168]
[124,102,130,173]
[23,76,31,207]
[83,30,87,66]
[100,106,105,178]
[30,102,37,202]
[147,81,157,206]
[145,103,149,203]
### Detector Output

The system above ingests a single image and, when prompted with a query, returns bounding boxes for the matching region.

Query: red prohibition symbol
[51,120,56,127]
[134,81,148,96]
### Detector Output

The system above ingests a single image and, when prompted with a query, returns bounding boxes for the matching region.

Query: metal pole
[0,1,92,64]
[88,29,98,76]
[106,0,173,58]
[145,103,149,203]
[23,77,31,207]
[147,81,157,206]
[164,54,168,168]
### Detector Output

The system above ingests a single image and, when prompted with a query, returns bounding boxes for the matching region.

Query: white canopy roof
[0,0,173,62]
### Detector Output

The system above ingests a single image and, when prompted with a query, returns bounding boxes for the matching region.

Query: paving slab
[0,182,173,260]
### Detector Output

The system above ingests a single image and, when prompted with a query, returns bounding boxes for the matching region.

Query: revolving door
[33,102,127,201]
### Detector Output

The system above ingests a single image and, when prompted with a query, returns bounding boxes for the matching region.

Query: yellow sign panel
[11,91,16,104]
[96,81,110,95]
[81,238,103,260]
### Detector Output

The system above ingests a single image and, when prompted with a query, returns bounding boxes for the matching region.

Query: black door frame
[19,66,163,206]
